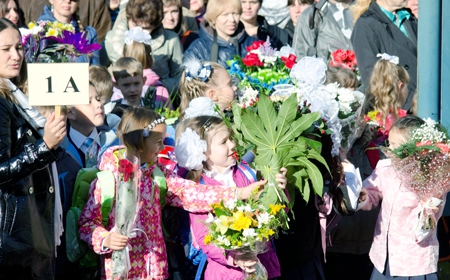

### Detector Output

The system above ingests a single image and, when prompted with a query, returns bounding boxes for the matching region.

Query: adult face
[240,0,260,23]
[187,0,205,16]
[162,4,180,30]
[214,9,240,41]
[289,1,309,26]
[108,0,121,11]
[406,0,418,18]
[2,0,19,25]
[0,27,23,79]
[49,0,78,23]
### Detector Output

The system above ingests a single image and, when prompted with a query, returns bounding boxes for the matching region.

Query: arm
[85,26,100,66]
[91,0,112,43]
[358,165,384,211]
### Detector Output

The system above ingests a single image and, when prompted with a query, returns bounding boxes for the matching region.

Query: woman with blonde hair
[183,0,259,68]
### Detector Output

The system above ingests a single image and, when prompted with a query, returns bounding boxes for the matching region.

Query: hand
[359,188,367,203]
[275,167,287,189]
[104,232,129,251]
[237,180,267,199]
[234,251,258,273]
[43,112,66,150]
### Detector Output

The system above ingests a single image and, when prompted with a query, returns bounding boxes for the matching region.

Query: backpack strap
[237,163,257,183]
[153,166,168,208]
[307,0,328,57]
[210,30,219,63]
[96,171,115,226]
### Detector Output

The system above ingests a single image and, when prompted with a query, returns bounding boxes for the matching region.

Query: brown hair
[118,106,163,154]
[162,0,188,34]
[0,18,27,102]
[89,66,113,104]
[126,0,164,29]
[123,41,154,69]
[325,67,358,89]
[350,0,374,23]
[179,62,224,118]
[175,115,228,182]
[367,59,409,123]
[112,57,144,81]
[204,0,242,28]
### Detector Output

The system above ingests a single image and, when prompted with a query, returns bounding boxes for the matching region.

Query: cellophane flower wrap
[20,20,101,63]
[326,83,365,150]
[389,118,450,242]
[204,198,284,279]
[112,151,142,278]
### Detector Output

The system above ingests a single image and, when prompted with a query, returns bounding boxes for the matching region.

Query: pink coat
[360,159,445,277]
[189,166,281,280]
[79,146,237,279]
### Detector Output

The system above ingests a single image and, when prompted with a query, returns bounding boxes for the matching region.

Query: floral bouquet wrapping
[204,198,284,279]
[326,83,365,150]
[20,21,101,63]
[389,118,450,242]
[111,151,142,278]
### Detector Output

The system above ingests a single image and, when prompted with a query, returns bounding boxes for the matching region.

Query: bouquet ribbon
[415,197,443,243]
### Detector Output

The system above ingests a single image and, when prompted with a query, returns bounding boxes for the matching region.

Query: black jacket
[0,96,57,279]
[256,15,291,48]
[351,2,418,110]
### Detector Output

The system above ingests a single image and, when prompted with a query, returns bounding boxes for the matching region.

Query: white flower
[205,213,215,224]
[242,228,257,238]
[239,87,259,107]
[337,89,356,103]
[237,204,252,212]
[352,91,365,103]
[290,56,327,85]
[339,102,353,115]
[412,118,447,143]
[184,97,219,120]
[256,212,271,227]
[225,199,237,210]
[217,235,231,246]
[174,128,207,170]
[278,45,298,58]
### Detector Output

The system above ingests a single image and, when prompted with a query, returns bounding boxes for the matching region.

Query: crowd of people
[0,0,441,280]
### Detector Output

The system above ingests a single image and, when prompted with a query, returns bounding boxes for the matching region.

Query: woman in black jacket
[0,18,66,279]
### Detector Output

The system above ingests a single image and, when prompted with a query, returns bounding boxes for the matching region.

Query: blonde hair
[123,41,154,69]
[89,66,113,103]
[175,115,228,182]
[112,57,144,81]
[368,59,409,123]
[350,0,374,23]
[118,107,163,154]
[204,0,242,28]
[179,62,224,118]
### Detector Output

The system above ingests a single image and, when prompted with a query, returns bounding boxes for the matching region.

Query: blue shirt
[378,4,411,38]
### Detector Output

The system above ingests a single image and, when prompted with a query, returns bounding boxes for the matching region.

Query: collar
[203,165,235,179]
[378,5,410,24]
[69,127,100,149]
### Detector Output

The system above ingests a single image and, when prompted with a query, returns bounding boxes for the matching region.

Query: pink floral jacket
[79,146,237,279]
[359,159,445,277]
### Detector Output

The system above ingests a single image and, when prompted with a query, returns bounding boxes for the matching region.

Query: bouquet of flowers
[112,151,142,278]
[20,20,101,63]
[365,109,407,145]
[228,38,297,95]
[204,198,284,279]
[389,118,450,242]
[326,83,365,150]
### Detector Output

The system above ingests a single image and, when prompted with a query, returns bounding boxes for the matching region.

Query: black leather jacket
[0,96,57,279]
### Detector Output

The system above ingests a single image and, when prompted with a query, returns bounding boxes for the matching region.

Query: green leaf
[306,149,330,174]
[302,179,310,202]
[296,157,323,197]
[276,112,321,145]
[276,93,298,135]
[256,95,277,146]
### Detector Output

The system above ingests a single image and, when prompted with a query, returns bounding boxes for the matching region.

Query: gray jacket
[293,1,353,60]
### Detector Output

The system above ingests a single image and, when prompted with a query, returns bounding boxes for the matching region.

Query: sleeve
[0,101,57,187]
[163,36,184,94]
[183,39,204,64]
[292,7,317,59]
[165,172,236,212]
[86,26,100,66]
[350,18,382,92]
[105,18,127,64]
[78,178,113,254]
[358,165,384,211]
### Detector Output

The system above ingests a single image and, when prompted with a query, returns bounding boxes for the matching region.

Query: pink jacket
[360,159,445,277]
[189,166,281,280]
[79,146,237,280]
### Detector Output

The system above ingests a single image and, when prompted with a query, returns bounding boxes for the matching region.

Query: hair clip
[183,58,212,82]
[376,53,399,65]
[143,117,165,137]
[203,120,213,132]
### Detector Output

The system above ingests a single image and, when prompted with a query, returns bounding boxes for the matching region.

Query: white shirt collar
[70,127,100,151]
[203,165,236,187]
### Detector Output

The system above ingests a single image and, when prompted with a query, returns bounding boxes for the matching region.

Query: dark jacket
[0,96,57,279]
[351,2,418,110]
[255,15,291,48]
[37,5,100,65]
[184,21,259,69]
[284,19,295,45]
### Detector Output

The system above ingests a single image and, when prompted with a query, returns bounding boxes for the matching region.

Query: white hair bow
[376,53,399,65]
[175,128,207,170]
[183,97,220,120]
[124,27,153,46]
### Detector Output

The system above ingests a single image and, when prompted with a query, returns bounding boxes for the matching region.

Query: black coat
[0,96,57,279]
[351,2,418,110]
[256,15,291,48]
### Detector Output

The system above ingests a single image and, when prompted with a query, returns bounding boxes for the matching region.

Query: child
[175,114,286,279]
[179,59,236,118]
[325,66,358,91]
[78,106,267,279]
[354,115,444,279]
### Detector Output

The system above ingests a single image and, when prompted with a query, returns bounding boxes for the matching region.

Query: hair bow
[376,53,399,65]
[124,27,153,46]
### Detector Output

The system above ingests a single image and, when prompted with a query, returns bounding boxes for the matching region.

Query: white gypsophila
[205,213,215,224]
[242,228,258,238]
[256,212,271,227]
[412,118,447,143]
[237,204,253,212]
[225,199,237,210]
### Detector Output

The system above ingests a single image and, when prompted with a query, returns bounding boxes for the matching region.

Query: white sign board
[28,63,90,106]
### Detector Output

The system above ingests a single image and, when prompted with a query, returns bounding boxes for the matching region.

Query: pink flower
[416,140,432,147]
[435,143,450,153]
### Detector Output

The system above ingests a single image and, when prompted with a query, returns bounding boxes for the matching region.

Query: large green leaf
[276,93,298,137]
[276,112,321,145]
[306,149,330,174]
[297,157,323,197]
[257,95,277,147]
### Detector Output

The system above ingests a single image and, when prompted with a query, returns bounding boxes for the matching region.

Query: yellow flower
[231,211,252,231]
[204,234,212,245]
[367,110,380,120]
[28,22,36,29]
[269,204,284,215]
[45,28,58,37]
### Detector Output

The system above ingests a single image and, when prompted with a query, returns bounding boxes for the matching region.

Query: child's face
[116,75,145,106]
[209,68,236,111]
[68,85,105,130]
[140,123,166,163]
[205,123,236,173]
[388,128,408,149]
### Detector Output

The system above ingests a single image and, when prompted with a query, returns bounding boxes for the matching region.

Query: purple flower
[54,30,101,54]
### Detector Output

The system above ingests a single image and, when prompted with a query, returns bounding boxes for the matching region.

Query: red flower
[435,143,450,153]
[231,150,239,161]
[246,40,265,52]
[242,53,263,67]
[346,50,357,66]
[331,49,348,64]
[281,54,297,69]
[330,49,357,71]
[118,159,134,182]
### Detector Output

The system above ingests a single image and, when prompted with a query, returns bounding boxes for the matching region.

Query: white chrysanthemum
[353,90,365,103]
[339,102,353,115]
[337,89,356,103]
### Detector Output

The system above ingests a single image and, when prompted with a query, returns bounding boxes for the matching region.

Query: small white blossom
[237,204,253,212]
[256,212,271,227]
[242,228,257,238]
[225,199,237,210]
[205,213,215,224]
